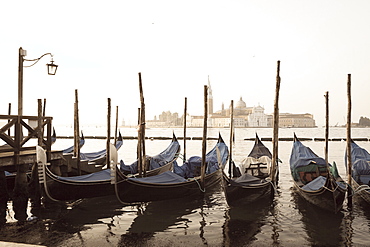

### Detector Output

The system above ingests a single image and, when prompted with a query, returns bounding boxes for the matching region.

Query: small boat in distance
[289,134,347,213]
[222,133,279,206]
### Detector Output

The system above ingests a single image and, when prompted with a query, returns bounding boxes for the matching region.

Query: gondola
[38,134,180,201]
[79,131,123,166]
[222,133,279,206]
[345,140,370,204]
[62,132,85,154]
[289,134,347,213]
[112,134,229,204]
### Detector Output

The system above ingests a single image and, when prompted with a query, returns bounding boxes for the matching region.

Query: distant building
[146,111,181,127]
[189,92,268,127]
[207,76,214,115]
[279,113,316,128]
[145,80,316,128]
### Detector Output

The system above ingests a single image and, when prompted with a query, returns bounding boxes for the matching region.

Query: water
[2,126,370,246]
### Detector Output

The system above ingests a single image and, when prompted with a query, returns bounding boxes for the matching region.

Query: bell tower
[207,75,214,115]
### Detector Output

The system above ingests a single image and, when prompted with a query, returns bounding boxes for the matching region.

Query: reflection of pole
[18,47,24,116]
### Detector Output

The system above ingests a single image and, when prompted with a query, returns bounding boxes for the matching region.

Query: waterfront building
[279,113,316,128]
[145,80,316,128]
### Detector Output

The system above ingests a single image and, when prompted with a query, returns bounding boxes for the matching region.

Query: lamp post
[17,47,58,116]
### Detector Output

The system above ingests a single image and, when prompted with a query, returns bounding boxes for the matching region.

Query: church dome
[235,97,246,109]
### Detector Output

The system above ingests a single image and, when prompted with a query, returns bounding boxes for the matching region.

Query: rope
[269,180,278,195]
[175,153,185,162]
[42,164,60,203]
[189,177,206,193]
[323,183,341,193]
[354,184,370,194]
[345,182,355,197]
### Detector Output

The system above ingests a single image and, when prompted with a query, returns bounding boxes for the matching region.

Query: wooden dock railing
[0,114,53,166]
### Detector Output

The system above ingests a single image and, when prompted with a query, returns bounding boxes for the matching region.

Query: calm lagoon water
[2,126,370,246]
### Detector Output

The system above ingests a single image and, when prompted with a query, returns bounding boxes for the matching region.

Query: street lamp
[18,47,58,116]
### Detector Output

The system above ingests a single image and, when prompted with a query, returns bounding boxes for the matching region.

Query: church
[146,79,316,128]
[188,81,270,127]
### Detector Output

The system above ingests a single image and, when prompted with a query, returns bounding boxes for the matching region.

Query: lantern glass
[47,61,58,75]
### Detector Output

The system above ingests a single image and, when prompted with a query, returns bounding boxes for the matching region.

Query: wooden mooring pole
[201,85,208,190]
[138,72,147,176]
[28,100,43,212]
[74,89,81,175]
[137,107,142,175]
[229,100,234,180]
[0,169,7,225]
[346,74,353,207]
[271,60,280,185]
[106,98,111,170]
[324,92,330,177]
[114,105,119,145]
[13,155,29,222]
[7,103,11,136]
[183,97,187,162]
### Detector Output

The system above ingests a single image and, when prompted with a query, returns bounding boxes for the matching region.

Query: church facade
[188,81,270,127]
[146,80,316,128]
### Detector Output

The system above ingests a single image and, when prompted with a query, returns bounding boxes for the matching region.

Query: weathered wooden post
[201,85,208,190]
[7,103,11,136]
[229,100,234,179]
[0,169,8,225]
[346,74,353,207]
[183,97,187,162]
[137,107,142,175]
[74,89,81,175]
[106,98,111,171]
[13,155,29,222]
[138,72,147,175]
[43,98,46,117]
[324,92,330,178]
[38,99,43,146]
[271,60,280,185]
[114,106,119,145]
[28,99,43,212]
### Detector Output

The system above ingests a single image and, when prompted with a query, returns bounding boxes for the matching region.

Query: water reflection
[119,187,222,246]
[291,188,346,246]
[222,197,276,246]
[355,198,370,230]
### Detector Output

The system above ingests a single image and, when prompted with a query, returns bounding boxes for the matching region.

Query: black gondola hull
[222,173,273,207]
[222,133,277,206]
[350,179,370,204]
[44,162,174,201]
[116,169,222,203]
[293,180,346,213]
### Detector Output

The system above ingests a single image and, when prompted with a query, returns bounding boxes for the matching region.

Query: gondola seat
[244,162,269,179]
[294,164,328,184]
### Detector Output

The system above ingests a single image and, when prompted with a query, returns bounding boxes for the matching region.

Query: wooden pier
[0,115,64,167]
[0,114,64,223]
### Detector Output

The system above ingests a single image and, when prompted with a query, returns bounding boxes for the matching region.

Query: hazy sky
[1,0,370,127]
